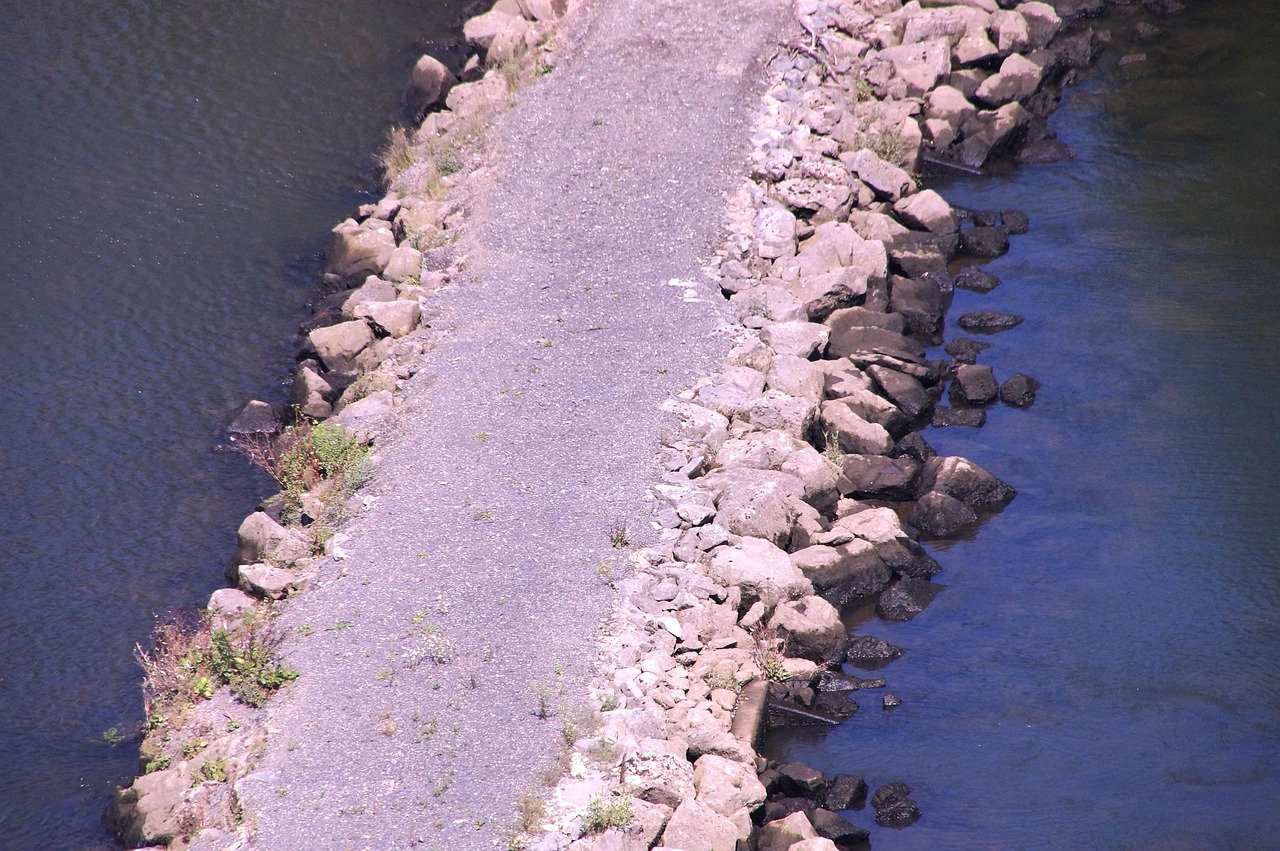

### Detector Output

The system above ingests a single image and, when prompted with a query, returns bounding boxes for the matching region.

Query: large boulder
[826,321,925,364]
[843,149,915,201]
[308,320,374,374]
[706,537,813,611]
[758,811,818,851]
[867,364,932,419]
[768,596,848,663]
[694,754,767,818]
[767,355,825,401]
[702,467,805,548]
[108,763,193,847]
[326,220,397,284]
[622,738,696,809]
[910,491,978,537]
[893,189,957,234]
[841,454,922,500]
[790,541,889,594]
[738,389,818,439]
[404,54,457,119]
[233,512,311,573]
[871,39,952,96]
[876,576,940,621]
[921,455,1017,511]
[780,446,847,515]
[819,401,895,456]
[950,363,999,406]
[845,635,905,669]
[887,275,950,340]
[355,299,421,339]
[774,222,887,282]
[786,269,867,321]
[661,798,741,851]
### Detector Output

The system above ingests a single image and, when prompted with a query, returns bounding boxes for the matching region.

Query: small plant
[582,794,633,833]
[379,712,397,736]
[860,128,913,167]
[530,681,557,719]
[434,145,464,177]
[474,508,493,521]
[296,623,313,637]
[414,716,438,743]
[196,757,228,785]
[101,727,125,746]
[328,620,352,632]
[822,427,846,466]
[144,753,172,773]
[607,520,629,549]
[703,672,743,693]
[226,719,241,733]
[599,694,619,712]
[377,125,415,182]
[236,417,370,517]
[473,431,490,442]
[851,76,875,102]
[181,739,209,759]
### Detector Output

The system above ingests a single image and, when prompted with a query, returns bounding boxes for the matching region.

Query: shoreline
[106,0,1190,847]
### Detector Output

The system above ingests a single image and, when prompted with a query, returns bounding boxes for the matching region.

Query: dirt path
[237,0,792,847]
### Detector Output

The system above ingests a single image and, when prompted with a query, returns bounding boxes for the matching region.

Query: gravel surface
[239,0,792,847]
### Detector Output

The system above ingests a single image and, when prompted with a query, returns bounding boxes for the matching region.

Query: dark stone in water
[763,797,814,822]
[910,491,979,537]
[824,774,869,811]
[931,406,986,428]
[878,536,942,578]
[1050,0,1106,21]
[876,577,940,622]
[1000,210,1030,234]
[944,336,991,364]
[960,225,1010,258]
[1054,28,1101,70]
[842,454,922,501]
[922,455,1019,511]
[954,267,1001,293]
[1142,0,1185,15]
[816,670,866,692]
[883,693,902,710]
[846,635,905,669]
[228,400,281,437]
[813,691,859,721]
[1017,138,1075,164]
[962,209,999,227]
[872,782,919,827]
[867,363,932,419]
[1000,373,1041,407]
[1131,21,1163,40]
[957,311,1024,333]
[893,431,936,463]
[811,807,871,844]
[888,274,951,340]
[950,363,999,406]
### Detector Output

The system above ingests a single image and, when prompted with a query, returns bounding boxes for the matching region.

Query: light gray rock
[233,512,311,570]
[766,355,825,401]
[774,178,853,219]
[108,762,193,847]
[326,220,396,284]
[768,595,847,662]
[786,268,867,321]
[758,811,818,851]
[706,537,813,611]
[893,189,957,234]
[774,222,887,283]
[356,299,420,338]
[622,739,696,809]
[830,505,905,545]
[660,798,741,851]
[381,245,423,283]
[289,366,333,420]
[703,467,805,548]
[789,540,886,591]
[975,52,1044,105]
[238,563,305,600]
[874,38,952,95]
[309,320,374,373]
[848,210,911,244]
[332,390,394,438]
[842,149,915,201]
[208,587,257,616]
[730,285,807,323]
[759,321,830,359]
[444,72,511,121]
[404,54,457,119]
[341,277,398,318]
[462,7,518,50]
[1019,2,1063,49]
[693,754,766,819]
[818,401,895,455]
[779,446,847,515]
[990,10,1030,55]
[756,207,798,262]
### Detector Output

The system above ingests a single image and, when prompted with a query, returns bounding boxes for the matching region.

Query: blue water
[0,2,462,846]
[765,3,1280,848]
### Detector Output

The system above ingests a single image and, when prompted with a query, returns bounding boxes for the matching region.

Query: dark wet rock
[1050,0,1106,20]
[1053,28,1101,70]
[827,322,926,364]
[892,431,936,463]
[949,363,999,406]
[910,491,978,537]
[816,670,866,692]
[953,266,1001,293]
[944,336,991,364]
[878,537,942,578]
[853,676,886,689]
[922,455,1018,511]
[888,275,951,340]
[962,209,999,227]
[1143,0,1185,15]
[845,635,905,669]
[778,762,829,797]
[876,577,941,621]
[811,808,871,844]
[841,454,922,501]
[959,226,1010,258]
[1130,21,1163,40]
[824,775,869,811]
[1000,210,1030,234]
[957,311,1024,333]
[813,691,860,721]
[763,797,815,822]
[1000,373,1041,407]
[827,306,906,334]
[882,693,902,710]
[867,364,932,419]
[1016,138,1075,164]
[228,400,282,437]
[872,782,920,827]
[888,232,957,278]
[931,406,986,428]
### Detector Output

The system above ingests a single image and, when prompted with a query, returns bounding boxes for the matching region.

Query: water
[764,3,1280,848]
[0,2,463,846]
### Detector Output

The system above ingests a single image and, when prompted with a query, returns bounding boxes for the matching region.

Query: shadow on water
[0,1,465,846]
[763,2,1280,848]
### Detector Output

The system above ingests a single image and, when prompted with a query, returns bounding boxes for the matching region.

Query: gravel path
[238,0,792,847]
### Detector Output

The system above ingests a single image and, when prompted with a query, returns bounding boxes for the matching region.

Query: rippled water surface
[765,2,1280,848]
[0,2,461,846]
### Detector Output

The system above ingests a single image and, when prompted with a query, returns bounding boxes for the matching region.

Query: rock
[623,739,696,809]
[931,406,986,428]
[693,754,766,818]
[208,588,257,617]
[289,366,333,419]
[893,431,936,464]
[706,537,813,611]
[872,39,952,97]
[887,275,949,340]
[844,149,915,201]
[767,356,825,401]
[326,220,397,284]
[355,299,420,338]
[760,322,830,359]
[892,189,957,234]
[381,245,423,283]
[762,797,815,823]
[826,322,925,364]
[950,363,999,405]
[878,536,942,579]
[404,54,457,119]
[840,454,921,501]
[775,223,888,283]
[757,811,818,851]
[990,9,1030,54]
[1020,1,1063,47]
[238,563,305,600]
[849,209,910,244]
[1001,209,1030,234]
[788,838,840,851]
[999,372,1040,407]
[883,692,902,709]
[876,576,940,621]
[810,808,871,844]
[309,320,374,374]
[227,400,280,438]
[826,306,906,335]
[660,798,740,851]
[909,491,978,537]
[868,363,932,419]
[790,541,888,594]
[819,401,895,456]
[341,276,398,318]
[732,285,808,324]
[956,311,1024,333]
[954,266,1001,293]
[739,390,818,440]
[755,206,798,259]
[780,447,848,515]
[922,455,1017,511]
[787,269,867,321]
[703,467,805,548]
[823,774,868,811]
[959,226,1009,258]
[332,390,394,438]
[846,635,905,669]
[233,511,311,571]
[944,337,990,364]
[108,763,193,847]
[975,52,1044,105]
[774,178,853,219]
[517,0,568,20]
[444,72,511,121]
[872,782,921,828]
[463,7,517,51]
[769,596,848,663]
[485,15,532,67]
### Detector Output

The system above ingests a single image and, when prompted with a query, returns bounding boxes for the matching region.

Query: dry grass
[377,126,416,182]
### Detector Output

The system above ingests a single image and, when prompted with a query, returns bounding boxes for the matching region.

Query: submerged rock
[1000,372,1041,407]
[872,782,920,827]
[953,266,1001,293]
[956,311,1025,333]
[959,226,1009,258]
[944,336,991,364]
[909,491,978,537]
[845,635,905,669]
